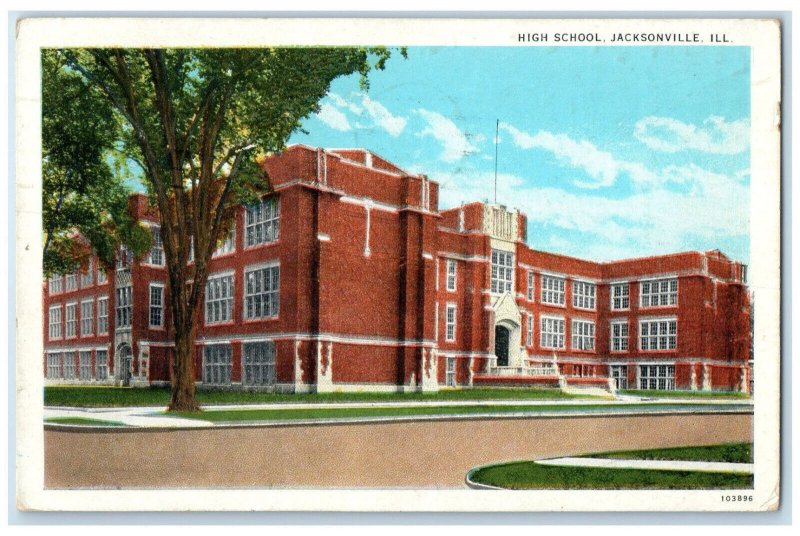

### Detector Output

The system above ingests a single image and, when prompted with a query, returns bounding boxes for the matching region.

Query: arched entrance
[117,343,132,386]
[495,325,510,367]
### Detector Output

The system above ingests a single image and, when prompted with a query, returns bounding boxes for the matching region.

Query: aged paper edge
[14,17,781,512]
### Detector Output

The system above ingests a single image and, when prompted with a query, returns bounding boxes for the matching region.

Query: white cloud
[328,93,363,115]
[360,95,407,137]
[316,102,351,132]
[415,109,478,162]
[323,93,406,137]
[431,161,748,262]
[634,115,750,154]
[500,123,660,189]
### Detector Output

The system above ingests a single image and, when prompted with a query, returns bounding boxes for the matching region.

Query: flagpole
[494,119,499,204]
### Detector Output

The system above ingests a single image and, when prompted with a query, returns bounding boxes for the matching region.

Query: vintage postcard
[15,17,781,512]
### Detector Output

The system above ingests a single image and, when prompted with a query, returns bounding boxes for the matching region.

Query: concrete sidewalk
[44,407,208,428]
[43,396,753,429]
[536,456,753,474]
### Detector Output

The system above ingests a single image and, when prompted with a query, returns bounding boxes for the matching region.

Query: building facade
[42,144,752,393]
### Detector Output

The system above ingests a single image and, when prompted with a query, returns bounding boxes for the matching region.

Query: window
[46,353,61,379]
[80,300,93,336]
[611,321,629,352]
[97,297,109,334]
[48,275,62,295]
[572,281,596,310]
[147,226,164,266]
[204,344,232,385]
[446,356,456,387]
[245,196,279,247]
[183,236,195,263]
[445,303,456,342]
[571,320,595,351]
[214,224,236,257]
[445,259,457,291]
[65,272,78,291]
[97,265,108,284]
[116,287,132,328]
[541,275,565,306]
[640,318,677,351]
[243,341,276,386]
[244,264,279,319]
[490,249,514,293]
[117,246,133,272]
[79,351,92,380]
[526,314,534,346]
[610,365,628,390]
[63,351,76,379]
[65,303,77,338]
[206,274,234,324]
[540,316,565,349]
[48,305,62,339]
[611,283,630,310]
[149,284,164,328]
[81,258,94,287]
[639,364,675,390]
[95,349,109,379]
[527,271,534,301]
[640,278,678,307]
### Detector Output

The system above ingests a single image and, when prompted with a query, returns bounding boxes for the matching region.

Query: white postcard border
[14,17,781,512]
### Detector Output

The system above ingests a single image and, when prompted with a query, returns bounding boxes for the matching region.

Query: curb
[465,463,507,490]
[43,406,754,432]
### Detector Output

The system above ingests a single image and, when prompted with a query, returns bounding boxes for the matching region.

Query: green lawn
[45,386,594,407]
[170,402,744,423]
[468,461,753,490]
[620,389,751,399]
[587,443,752,464]
[45,416,126,427]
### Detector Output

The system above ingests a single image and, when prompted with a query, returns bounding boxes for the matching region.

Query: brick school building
[42,144,752,394]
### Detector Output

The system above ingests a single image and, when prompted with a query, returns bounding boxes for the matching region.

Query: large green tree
[42,50,149,276]
[59,47,403,411]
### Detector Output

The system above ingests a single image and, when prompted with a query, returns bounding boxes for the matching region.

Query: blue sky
[289,46,751,264]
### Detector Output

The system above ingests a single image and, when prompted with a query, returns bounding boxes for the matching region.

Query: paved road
[45,412,752,489]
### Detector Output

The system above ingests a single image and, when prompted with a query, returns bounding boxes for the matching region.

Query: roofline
[282,144,422,179]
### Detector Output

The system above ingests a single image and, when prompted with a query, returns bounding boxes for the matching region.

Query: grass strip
[45,416,126,427]
[586,443,752,463]
[620,389,750,399]
[170,402,746,422]
[468,461,753,490]
[45,386,595,407]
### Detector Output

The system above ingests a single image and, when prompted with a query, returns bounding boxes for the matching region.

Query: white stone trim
[638,314,680,322]
[638,274,680,283]
[243,259,280,272]
[340,194,398,214]
[438,251,489,263]
[45,345,109,353]
[436,351,494,359]
[437,227,486,236]
[208,269,235,279]
[434,302,439,342]
[539,269,569,279]
[188,331,438,347]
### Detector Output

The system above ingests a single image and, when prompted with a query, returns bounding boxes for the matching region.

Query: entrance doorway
[495,325,510,367]
[118,344,132,386]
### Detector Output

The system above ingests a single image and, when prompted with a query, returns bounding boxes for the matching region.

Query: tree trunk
[168,325,200,412]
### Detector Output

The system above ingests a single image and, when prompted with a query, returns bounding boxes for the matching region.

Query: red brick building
[42,145,752,394]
